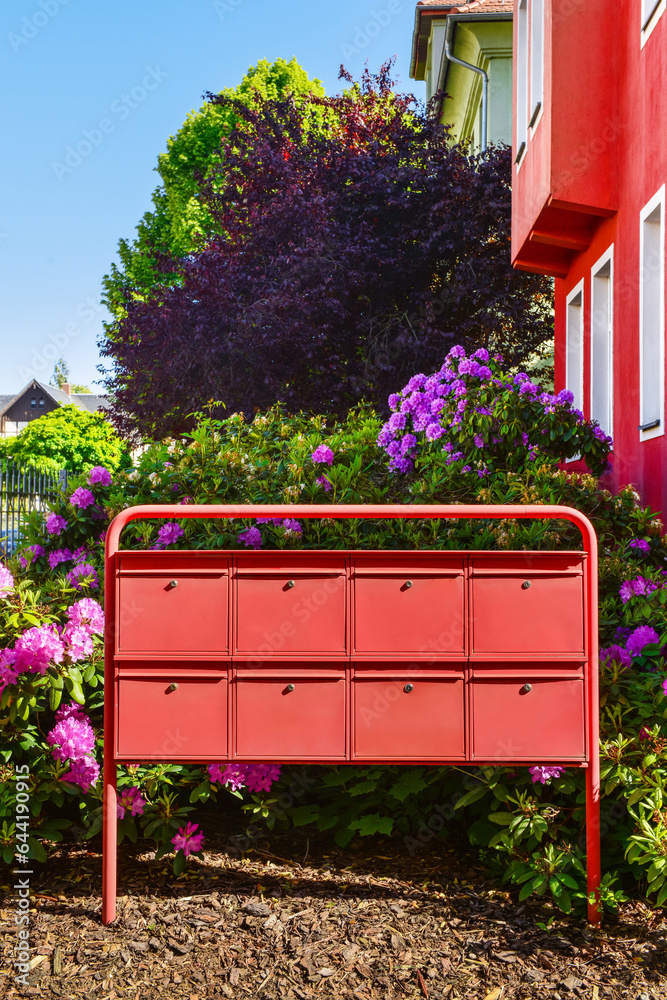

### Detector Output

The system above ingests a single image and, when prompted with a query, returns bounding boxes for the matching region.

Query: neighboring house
[0,380,109,438]
[511,0,667,515]
[410,0,514,148]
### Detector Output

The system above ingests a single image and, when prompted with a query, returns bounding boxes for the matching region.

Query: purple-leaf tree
[100,62,553,438]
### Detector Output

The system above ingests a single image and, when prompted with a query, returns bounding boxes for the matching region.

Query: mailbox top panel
[118,552,231,573]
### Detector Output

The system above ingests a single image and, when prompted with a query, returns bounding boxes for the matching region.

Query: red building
[511,0,667,515]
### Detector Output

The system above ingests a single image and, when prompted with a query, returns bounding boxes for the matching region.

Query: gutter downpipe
[443,15,488,152]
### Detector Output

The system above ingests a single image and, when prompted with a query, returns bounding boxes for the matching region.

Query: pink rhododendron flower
[18,544,45,568]
[48,548,73,570]
[154,522,184,548]
[626,625,660,657]
[54,702,88,723]
[117,785,145,819]
[238,526,262,549]
[88,466,112,486]
[66,563,99,591]
[61,755,99,793]
[529,766,565,784]
[46,512,67,534]
[69,487,96,509]
[67,598,104,634]
[62,624,94,662]
[14,625,65,674]
[0,648,18,690]
[47,715,95,762]
[629,539,650,554]
[171,821,205,857]
[639,726,651,740]
[315,475,332,492]
[0,564,14,597]
[311,444,334,465]
[208,762,281,793]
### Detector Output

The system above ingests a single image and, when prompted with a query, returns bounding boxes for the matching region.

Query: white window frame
[641,0,665,46]
[515,0,529,167]
[639,186,665,441]
[528,0,544,133]
[566,279,585,414]
[590,246,614,441]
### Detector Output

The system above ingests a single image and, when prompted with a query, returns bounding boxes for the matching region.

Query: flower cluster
[46,702,99,792]
[0,563,14,598]
[238,517,304,550]
[208,762,282,793]
[601,625,661,668]
[619,575,660,604]
[154,522,185,549]
[529,766,565,785]
[376,345,613,477]
[171,821,205,858]
[117,785,146,819]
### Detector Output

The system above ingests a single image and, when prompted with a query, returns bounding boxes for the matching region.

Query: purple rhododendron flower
[14,625,64,674]
[46,513,67,535]
[600,644,633,670]
[69,487,95,509]
[61,755,99,793]
[387,393,401,410]
[529,766,565,784]
[0,648,18,690]
[67,598,104,634]
[282,518,302,534]
[48,548,73,570]
[117,785,145,819]
[425,423,444,442]
[626,625,660,657]
[0,564,14,597]
[315,475,332,492]
[62,624,94,662]
[629,539,650,554]
[473,434,484,448]
[238,526,262,549]
[65,563,100,591]
[154,522,184,549]
[47,715,95,762]
[72,546,90,564]
[19,544,45,568]
[619,575,658,603]
[311,444,334,465]
[171,821,205,858]
[87,466,112,486]
[209,762,281,793]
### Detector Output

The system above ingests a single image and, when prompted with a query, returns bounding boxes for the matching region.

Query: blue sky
[0,0,420,396]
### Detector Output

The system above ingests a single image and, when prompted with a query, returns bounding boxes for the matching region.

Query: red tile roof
[411,0,514,80]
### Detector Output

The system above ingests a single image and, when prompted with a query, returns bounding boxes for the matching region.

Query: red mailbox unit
[104,504,600,924]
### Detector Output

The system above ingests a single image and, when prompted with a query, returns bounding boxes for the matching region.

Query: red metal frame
[103,504,600,925]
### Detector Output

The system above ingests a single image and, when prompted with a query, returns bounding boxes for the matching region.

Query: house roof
[411,0,514,79]
[0,380,109,421]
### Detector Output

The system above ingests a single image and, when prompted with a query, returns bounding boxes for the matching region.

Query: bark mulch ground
[2,820,667,1000]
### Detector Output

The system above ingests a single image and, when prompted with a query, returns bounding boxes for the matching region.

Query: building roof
[411,0,514,79]
[0,380,109,421]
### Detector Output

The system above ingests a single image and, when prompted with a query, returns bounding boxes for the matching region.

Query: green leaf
[173,851,186,876]
[453,785,488,810]
[487,812,514,826]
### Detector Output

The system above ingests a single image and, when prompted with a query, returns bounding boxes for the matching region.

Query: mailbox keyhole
[167,682,179,693]
[401,580,413,591]
[521,683,532,694]
[168,579,178,590]
[285,683,295,693]
[404,683,414,693]
[521,580,531,590]
[285,580,296,590]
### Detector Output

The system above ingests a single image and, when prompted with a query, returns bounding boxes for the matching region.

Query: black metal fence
[0,460,69,558]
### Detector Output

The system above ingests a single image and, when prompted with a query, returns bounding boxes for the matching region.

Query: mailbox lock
[167,683,179,693]
[286,580,296,589]
[168,579,178,589]
[286,683,295,692]
[521,683,532,694]
[404,683,414,693]
[405,580,413,589]
[521,580,531,590]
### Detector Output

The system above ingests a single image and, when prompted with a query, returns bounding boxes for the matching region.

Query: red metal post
[103,504,600,925]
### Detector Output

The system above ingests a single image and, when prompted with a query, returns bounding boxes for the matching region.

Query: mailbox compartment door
[353,560,465,655]
[353,672,465,759]
[471,674,585,760]
[235,671,346,758]
[117,675,228,759]
[235,560,346,655]
[471,554,584,654]
[117,556,229,655]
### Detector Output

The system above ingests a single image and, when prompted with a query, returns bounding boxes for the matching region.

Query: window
[566,281,585,416]
[38,398,44,407]
[529,0,544,128]
[639,186,665,439]
[515,0,528,162]
[30,397,36,408]
[590,248,614,439]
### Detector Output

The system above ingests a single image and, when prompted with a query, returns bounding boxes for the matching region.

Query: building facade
[0,380,108,438]
[411,0,514,148]
[511,0,667,514]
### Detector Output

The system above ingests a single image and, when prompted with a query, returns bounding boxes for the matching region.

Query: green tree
[102,58,324,317]
[50,357,90,393]
[1,405,128,473]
